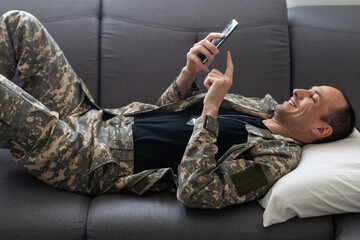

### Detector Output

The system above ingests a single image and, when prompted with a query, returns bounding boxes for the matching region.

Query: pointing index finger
[225,51,234,78]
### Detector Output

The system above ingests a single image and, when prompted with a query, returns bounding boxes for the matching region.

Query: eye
[310,96,316,102]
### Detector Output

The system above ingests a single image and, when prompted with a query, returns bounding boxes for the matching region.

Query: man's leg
[0,10,91,119]
[0,75,97,193]
[0,11,98,193]
[0,74,58,150]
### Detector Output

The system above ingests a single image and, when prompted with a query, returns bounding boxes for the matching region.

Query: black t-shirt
[132,107,267,173]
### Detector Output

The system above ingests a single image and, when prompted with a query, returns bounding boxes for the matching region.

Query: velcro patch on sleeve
[230,164,269,196]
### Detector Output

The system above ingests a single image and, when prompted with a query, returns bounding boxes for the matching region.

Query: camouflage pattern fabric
[0,11,302,208]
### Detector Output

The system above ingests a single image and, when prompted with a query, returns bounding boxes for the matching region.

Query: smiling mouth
[288,99,297,108]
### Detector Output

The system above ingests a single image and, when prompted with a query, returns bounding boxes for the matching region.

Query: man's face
[273,86,346,133]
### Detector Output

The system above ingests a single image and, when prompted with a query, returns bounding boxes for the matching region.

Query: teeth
[288,99,295,107]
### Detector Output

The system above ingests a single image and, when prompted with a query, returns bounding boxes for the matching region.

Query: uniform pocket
[87,138,134,176]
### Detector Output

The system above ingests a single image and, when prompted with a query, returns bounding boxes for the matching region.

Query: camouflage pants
[0,11,106,193]
[0,10,176,196]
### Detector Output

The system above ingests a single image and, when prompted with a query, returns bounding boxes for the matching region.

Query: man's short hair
[317,92,356,143]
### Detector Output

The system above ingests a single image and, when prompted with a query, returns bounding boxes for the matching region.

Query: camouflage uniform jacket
[82,79,303,209]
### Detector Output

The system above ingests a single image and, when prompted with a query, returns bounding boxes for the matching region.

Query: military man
[0,11,355,208]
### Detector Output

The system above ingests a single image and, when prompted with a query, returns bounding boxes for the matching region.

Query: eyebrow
[311,87,322,101]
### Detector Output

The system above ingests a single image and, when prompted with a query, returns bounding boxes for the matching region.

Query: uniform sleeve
[155,79,199,106]
[176,115,301,209]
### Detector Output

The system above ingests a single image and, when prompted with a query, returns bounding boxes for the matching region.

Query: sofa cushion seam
[102,16,287,32]
[80,196,92,240]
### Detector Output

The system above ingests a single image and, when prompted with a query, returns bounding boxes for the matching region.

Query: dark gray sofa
[0,0,359,239]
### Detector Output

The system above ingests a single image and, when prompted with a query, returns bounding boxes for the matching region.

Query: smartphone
[199,19,239,64]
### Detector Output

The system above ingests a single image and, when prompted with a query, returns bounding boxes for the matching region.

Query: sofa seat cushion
[87,192,333,240]
[0,149,90,240]
[335,213,360,240]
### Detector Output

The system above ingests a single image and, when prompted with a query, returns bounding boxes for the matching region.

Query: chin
[274,103,287,116]
[273,105,294,125]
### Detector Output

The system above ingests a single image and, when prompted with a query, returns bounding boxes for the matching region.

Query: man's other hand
[202,51,234,119]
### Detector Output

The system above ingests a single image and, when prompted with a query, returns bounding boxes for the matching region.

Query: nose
[293,89,311,99]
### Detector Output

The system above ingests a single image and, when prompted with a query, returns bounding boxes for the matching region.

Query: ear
[311,122,333,139]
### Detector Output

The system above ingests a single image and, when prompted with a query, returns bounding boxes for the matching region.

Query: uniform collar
[245,123,304,145]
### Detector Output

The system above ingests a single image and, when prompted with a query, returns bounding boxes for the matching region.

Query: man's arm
[156,33,224,106]
[176,119,301,209]
[176,51,301,208]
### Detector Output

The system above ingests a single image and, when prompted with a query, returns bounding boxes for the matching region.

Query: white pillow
[258,128,360,227]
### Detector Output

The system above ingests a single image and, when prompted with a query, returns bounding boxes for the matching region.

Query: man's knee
[0,75,59,152]
[1,10,43,36]
[2,10,37,22]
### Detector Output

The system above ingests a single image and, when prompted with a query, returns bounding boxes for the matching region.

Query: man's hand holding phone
[187,32,225,75]
[176,32,225,91]
[176,19,238,91]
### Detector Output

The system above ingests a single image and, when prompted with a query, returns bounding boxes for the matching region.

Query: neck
[262,118,310,143]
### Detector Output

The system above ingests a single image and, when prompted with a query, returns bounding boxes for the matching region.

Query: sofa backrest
[288,6,360,129]
[1,0,291,108]
[0,0,102,103]
[100,0,291,107]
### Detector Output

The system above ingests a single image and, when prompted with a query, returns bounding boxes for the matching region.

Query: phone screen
[200,19,239,63]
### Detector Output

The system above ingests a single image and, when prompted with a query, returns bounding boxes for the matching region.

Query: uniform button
[125,119,132,125]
